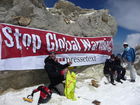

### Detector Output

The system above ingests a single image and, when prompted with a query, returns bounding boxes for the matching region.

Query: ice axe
[23,95,33,103]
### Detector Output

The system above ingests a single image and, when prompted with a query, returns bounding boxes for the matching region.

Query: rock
[47,0,117,37]
[0,0,117,37]
[12,16,31,26]
[18,16,31,26]
[91,80,99,88]
[134,46,140,75]
[0,70,49,94]
[92,100,101,105]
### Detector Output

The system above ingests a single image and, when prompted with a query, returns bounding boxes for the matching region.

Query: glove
[27,95,33,99]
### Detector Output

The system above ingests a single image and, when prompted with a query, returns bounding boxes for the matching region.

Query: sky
[44,0,140,54]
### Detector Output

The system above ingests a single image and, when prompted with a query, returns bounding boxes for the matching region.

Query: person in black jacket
[114,54,126,82]
[44,51,72,96]
[103,54,116,85]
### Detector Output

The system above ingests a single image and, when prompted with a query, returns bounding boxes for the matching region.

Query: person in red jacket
[31,85,52,105]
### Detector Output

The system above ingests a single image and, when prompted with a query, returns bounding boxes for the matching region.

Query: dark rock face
[0,70,49,94]
[0,0,117,94]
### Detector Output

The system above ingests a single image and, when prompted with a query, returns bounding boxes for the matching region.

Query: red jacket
[32,86,52,99]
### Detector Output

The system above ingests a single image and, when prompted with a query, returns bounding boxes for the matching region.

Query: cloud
[107,0,140,32]
[125,33,140,48]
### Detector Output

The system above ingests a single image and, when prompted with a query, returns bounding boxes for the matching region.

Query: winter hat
[49,51,56,54]
[110,54,115,59]
[116,53,122,58]
[123,42,128,45]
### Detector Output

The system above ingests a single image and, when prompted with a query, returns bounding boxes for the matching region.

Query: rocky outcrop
[0,0,117,94]
[48,0,117,37]
[0,70,49,94]
[0,0,117,37]
[135,46,140,75]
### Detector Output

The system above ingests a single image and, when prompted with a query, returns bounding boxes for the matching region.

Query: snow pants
[127,62,136,80]
[49,83,65,96]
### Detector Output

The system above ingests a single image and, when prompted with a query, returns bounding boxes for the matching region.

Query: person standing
[44,51,72,95]
[122,42,136,82]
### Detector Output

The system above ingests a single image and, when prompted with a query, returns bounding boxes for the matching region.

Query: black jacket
[114,57,121,66]
[44,56,70,86]
[113,57,124,71]
[103,59,115,74]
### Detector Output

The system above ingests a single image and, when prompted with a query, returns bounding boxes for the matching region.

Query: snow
[1,73,140,105]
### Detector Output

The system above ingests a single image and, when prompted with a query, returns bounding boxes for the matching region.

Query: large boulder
[0,0,117,94]
[0,0,117,37]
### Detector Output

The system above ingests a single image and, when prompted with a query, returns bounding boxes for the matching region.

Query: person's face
[123,44,128,48]
[117,56,121,59]
[50,53,56,60]
[111,58,115,61]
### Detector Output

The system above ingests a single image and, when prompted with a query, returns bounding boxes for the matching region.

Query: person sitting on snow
[103,54,116,85]
[31,85,52,105]
[44,51,72,96]
[114,54,126,80]
[113,54,126,83]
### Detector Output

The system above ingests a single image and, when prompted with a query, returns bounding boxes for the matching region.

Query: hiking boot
[111,82,116,85]
[116,80,123,83]
[121,78,126,81]
[130,79,135,82]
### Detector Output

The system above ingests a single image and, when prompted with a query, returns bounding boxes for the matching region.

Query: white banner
[0,54,109,70]
[0,23,112,71]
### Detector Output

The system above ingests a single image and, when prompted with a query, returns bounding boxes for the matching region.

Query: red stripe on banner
[0,23,112,59]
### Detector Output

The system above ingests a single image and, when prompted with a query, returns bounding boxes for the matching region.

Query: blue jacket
[122,47,136,62]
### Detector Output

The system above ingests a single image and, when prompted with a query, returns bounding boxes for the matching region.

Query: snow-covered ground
[1,72,140,105]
